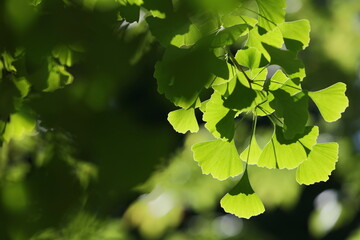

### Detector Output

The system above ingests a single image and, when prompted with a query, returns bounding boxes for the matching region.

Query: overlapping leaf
[255,0,286,31]
[271,90,308,139]
[296,143,339,185]
[257,126,318,169]
[203,92,236,140]
[279,20,311,52]
[192,140,243,180]
[220,171,265,218]
[154,46,228,109]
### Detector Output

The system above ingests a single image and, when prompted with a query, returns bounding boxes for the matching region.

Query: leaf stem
[226,47,253,88]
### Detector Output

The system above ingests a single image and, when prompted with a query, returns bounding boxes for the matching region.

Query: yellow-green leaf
[167,108,199,134]
[296,143,339,185]
[308,82,349,122]
[192,140,243,180]
[220,171,265,218]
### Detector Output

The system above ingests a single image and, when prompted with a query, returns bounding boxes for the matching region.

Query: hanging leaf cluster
[151,0,349,218]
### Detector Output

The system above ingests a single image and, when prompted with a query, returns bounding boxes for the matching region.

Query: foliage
[150,0,348,218]
[0,0,357,239]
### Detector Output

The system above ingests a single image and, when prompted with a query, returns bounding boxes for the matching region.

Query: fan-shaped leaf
[240,136,262,164]
[296,143,339,185]
[271,90,308,139]
[235,47,262,69]
[279,19,311,51]
[257,126,314,169]
[211,24,249,47]
[203,92,236,140]
[220,171,265,218]
[308,82,348,122]
[255,0,286,31]
[167,108,199,134]
[192,140,243,180]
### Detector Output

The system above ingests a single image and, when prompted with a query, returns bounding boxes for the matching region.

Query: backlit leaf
[220,170,265,218]
[271,90,308,139]
[192,140,243,180]
[296,143,339,185]
[308,82,348,122]
[240,136,262,164]
[256,0,286,30]
[235,47,262,69]
[211,24,249,47]
[257,126,309,169]
[279,19,311,51]
[167,108,199,134]
[203,92,236,140]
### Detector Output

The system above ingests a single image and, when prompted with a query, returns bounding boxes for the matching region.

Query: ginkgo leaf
[263,43,306,82]
[235,47,262,69]
[255,0,286,31]
[223,79,257,112]
[238,68,268,90]
[167,108,199,134]
[308,82,349,122]
[212,63,236,86]
[298,126,319,150]
[246,26,283,61]
[211,24,249,47]
[203,92,236,140]
[240,136,262,164]
[271,90,308,139]
[220,171,265,218]
[268,69,289,91]
[221,15,258,27]
[171,24,201,48]
[296,143,339,185]
[155,46,228,108]
[257,126,308,169]
[192,140,243,180]
[255,92,275,116]
[279,19,311,51]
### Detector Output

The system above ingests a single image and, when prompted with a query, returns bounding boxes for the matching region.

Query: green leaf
[154,46,228,108]
[221,15,257,27]
[235,47,262,69]
[298,126,319,150]
[237,67,268,90]
[192,140,243,180]
[271,90,308,139]
[146,13,192,47]
[211,24,249,48]
[308,82,348,122]
[170,24,201,48]
[268,69,289,91]
[223,79,257,112]
[212,63,236,86]
[220,170,265,218]
[3,112,36,142]
[296,143,339,185]
[257,126,312,169]
[203,92,236,140]
[255,92,275,116]
[263,43,305,81]
[240,136,262,164]
[256,0,286,30]
[167,108,199,134]
[279,20,311,51]
[0,77,21,121]
[246,27,283,61]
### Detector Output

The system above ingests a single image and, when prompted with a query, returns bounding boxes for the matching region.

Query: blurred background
[0,0,359,239]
